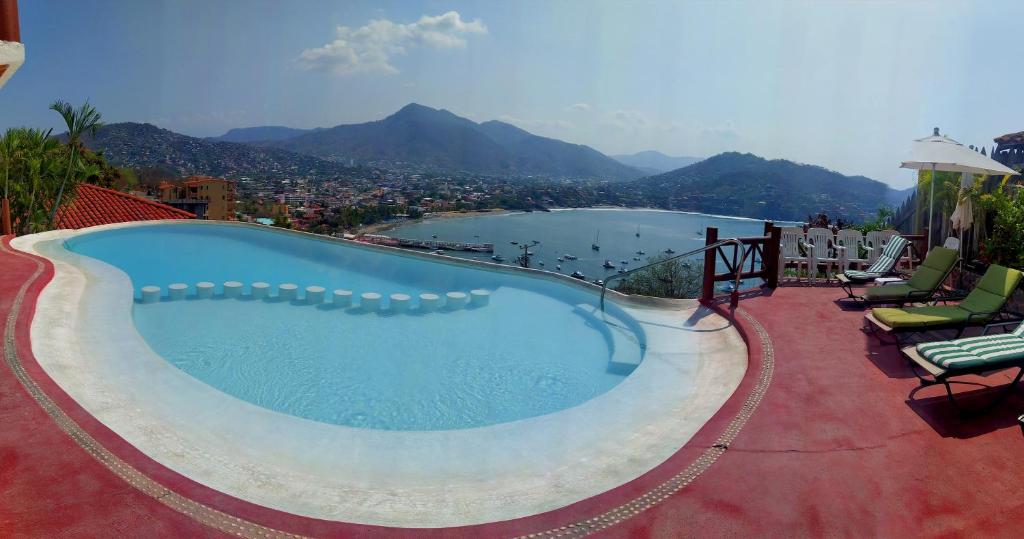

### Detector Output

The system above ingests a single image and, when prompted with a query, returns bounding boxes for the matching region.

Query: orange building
[159,176,236,220]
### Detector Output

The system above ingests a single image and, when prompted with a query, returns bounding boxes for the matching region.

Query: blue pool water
[65,223,647,431]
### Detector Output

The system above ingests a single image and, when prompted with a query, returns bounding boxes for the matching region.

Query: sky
[2,0,1022,188]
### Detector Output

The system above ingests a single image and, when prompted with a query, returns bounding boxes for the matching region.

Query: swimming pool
[15,221,747,526]
[67,223,645,430]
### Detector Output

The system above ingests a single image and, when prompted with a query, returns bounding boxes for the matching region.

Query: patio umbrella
[900,127,1018,248]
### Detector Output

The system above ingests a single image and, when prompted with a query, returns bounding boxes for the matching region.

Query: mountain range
[77,104,913,222]
[616,152,912,221]
[80,123,357,179]
[213,104,644,180]
[207,126,322,144]
[612,151,703,174]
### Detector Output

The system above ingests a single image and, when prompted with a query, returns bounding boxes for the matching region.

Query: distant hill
[80,123,356,179]
[618,152,912,222]
[612,151,703,174]
[207,126,321,144]
[260,103,643,180]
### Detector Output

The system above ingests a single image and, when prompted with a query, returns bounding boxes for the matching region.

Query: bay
[389,208,795,287]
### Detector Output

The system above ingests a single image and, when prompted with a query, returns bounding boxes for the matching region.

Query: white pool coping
[13,221,747,528]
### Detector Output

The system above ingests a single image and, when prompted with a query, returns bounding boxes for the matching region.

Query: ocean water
[64,223,655,431]
[391,208,790,285]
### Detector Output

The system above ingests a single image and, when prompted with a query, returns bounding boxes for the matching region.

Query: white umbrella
[900,127,1018,248]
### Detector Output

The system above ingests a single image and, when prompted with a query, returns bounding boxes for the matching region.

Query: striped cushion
[844,236,910,281]
[917,326,1024,371]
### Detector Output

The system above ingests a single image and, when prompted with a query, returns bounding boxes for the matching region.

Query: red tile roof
[56,183,195,230]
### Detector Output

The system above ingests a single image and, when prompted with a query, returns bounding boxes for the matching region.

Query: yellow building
[159,176,236,220]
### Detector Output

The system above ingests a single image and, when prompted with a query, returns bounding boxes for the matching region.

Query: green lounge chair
[837,235,912,298]
[865,264,1023,343]
[851,246,959,306]
[901,321,1024,412]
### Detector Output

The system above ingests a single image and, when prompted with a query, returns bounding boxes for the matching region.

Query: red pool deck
[3,235,1024,538]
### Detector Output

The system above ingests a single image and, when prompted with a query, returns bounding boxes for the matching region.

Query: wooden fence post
[764,224,781,289]
[701,227,718,304]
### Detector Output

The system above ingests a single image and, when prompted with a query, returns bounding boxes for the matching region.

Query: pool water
[66,223,649,431]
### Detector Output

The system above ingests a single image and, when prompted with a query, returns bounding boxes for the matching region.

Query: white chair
[943,237,960,251]
[806,227,839,282]
[835,229,868,271]
[779,227,809,281]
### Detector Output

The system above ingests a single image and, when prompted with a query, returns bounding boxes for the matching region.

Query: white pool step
[573,303,644,374]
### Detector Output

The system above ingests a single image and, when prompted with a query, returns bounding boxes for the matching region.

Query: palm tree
[0,129,18,234]
[48,100,102,227]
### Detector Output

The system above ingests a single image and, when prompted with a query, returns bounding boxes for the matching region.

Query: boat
[697,230,704,237]
[510,240,518,245]
[556,257,563,262]
[620,260,628,264]
[570,270,586,280]
[636,249,645,255]
[603,260,615,269]
[635,226,640,237]
[491,254,506,262]
[432,234,438,238]
[594,279,604,286]
[633,256,640,261]
[539,261,545,266]
[665,248,676,254]
[556,265,562,270]
[617,268,626,274]
[564,254,577,260]
[591,230,600,251]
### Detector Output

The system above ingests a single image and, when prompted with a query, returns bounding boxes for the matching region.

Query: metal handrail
[600,238,749,309]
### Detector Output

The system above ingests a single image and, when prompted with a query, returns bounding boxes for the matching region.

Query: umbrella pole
[927,162,935,249]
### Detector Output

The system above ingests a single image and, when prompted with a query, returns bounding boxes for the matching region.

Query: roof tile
[56,183,195,230]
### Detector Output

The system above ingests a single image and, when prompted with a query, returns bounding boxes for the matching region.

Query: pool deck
[4,233,1024,537]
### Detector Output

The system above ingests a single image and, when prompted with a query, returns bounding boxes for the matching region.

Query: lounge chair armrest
[981,319,1024,335]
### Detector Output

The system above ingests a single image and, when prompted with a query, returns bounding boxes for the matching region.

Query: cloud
[566,102,591,112]
[296,11,486,76]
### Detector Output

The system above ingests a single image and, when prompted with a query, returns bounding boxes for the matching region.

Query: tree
[48,100,103,227]
[614,254,703,299]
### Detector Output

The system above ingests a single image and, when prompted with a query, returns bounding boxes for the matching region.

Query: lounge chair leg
[940,368,1024,416]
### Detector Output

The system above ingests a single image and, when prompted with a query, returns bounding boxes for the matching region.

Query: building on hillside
[56,183,195,229]
[993,131,1024,172]
[158,176,236,220]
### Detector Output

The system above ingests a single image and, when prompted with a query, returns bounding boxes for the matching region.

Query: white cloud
[566,102,591,112]
[296,11,486,76]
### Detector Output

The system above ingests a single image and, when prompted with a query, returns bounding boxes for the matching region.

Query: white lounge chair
[806,227,839,282]
[835,229,868,271]
[779,227,809,281]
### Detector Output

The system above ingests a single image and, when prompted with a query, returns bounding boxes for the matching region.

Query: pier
[358,234,494,253]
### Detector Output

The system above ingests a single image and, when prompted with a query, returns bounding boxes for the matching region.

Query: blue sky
[1,0,1021,188]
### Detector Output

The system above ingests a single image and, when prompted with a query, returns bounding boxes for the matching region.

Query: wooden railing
[701,221,780,307]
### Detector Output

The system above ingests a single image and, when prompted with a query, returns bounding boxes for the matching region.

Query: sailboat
[635,226,640,237]
[591,230,600,251]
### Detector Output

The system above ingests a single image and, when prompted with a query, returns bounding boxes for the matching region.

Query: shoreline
[356,209,516,235]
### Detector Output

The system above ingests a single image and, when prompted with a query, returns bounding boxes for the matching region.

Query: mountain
[619,152,911,222]
[261,103,643,180]
[612,151,703,174]
[80,123,357,179]
[207,126,320,143]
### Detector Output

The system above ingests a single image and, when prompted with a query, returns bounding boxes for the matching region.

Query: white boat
[556,265,562,270]
[591,230,600,251]
[665,248,675,254]
[491,254,506,262]
[603,260,615,269]
[570,270,586,280]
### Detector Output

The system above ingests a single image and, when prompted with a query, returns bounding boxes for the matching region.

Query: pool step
[573,304,644,375]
